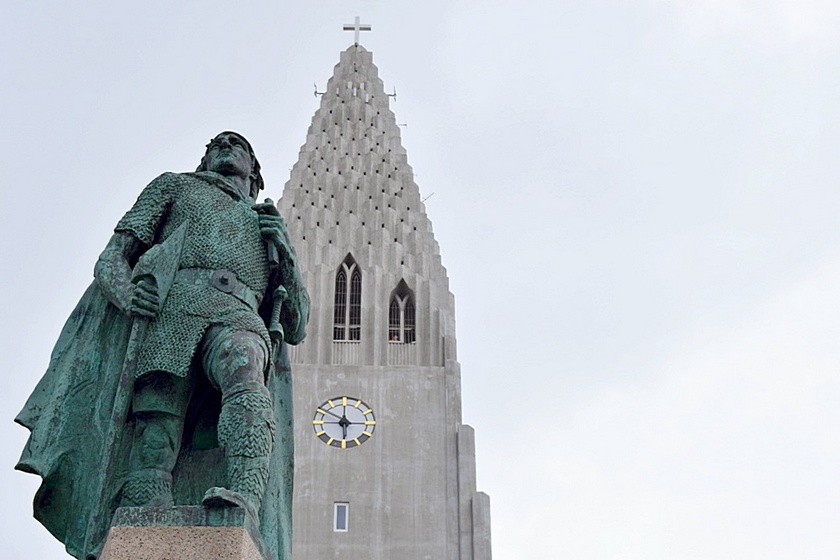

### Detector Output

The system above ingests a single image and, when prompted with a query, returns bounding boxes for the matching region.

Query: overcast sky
[3,1,840,558]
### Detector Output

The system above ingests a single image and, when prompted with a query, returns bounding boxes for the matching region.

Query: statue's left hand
[253,200,294,261]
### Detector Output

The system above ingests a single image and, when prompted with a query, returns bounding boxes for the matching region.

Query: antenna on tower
[314,83,325,97]
[387,87,397,102]
[422,192,435,203]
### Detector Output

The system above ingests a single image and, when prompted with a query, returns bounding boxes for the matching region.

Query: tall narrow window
[403,297,415,343]
[349,268,361,340]
[334,254,362,341]
[388,298,401,341]
[333,270,347,340]
[388,280,416,343]
[334,502,349,532]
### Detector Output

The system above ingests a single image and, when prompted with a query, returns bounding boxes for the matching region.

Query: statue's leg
[122,371,192,507]
[200,325,273,519]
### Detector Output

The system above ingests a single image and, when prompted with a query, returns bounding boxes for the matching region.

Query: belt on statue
[174,268,260,311]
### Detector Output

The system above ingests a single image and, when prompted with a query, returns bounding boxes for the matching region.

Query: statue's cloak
[15,282,294,560]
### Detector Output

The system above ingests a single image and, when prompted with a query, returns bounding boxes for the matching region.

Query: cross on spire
[343,16,371,46]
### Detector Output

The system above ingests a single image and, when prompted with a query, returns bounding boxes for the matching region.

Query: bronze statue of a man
[15,132,309,560]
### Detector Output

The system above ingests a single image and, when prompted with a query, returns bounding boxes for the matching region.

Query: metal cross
[343,16,371,45]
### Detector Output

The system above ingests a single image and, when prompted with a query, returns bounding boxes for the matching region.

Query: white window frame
[333,502,349,532]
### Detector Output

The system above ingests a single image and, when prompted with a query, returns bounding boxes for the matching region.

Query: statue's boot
[121,468,174,508]
[203,381,275,522]
[122,375,190,509]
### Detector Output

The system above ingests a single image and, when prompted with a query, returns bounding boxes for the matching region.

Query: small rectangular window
[334,502,349,532]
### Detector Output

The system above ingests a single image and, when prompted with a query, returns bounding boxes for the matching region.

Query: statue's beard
[208,156,247,179]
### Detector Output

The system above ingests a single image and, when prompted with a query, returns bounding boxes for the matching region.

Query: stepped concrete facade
[278,44,491,560]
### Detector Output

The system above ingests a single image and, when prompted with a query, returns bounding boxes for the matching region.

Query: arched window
[334,254,361,341]
[388,280,415,344]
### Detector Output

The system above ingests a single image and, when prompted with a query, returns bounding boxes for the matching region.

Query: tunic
[115,171,272,378]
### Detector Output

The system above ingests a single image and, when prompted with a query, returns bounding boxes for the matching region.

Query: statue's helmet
[197,131,264,199]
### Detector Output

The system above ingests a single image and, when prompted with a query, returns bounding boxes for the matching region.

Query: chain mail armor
[121,468,174,508]
[115,171,272,378]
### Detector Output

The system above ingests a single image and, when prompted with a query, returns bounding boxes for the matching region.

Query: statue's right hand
[129,277,160,319]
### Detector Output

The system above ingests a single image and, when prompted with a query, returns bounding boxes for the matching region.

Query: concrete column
[472,492,492,560]
[457,425,477,560]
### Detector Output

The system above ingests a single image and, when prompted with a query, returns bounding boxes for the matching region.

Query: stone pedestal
[100,506,270,560]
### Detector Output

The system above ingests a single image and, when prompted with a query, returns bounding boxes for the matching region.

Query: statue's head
[197,131,264,199]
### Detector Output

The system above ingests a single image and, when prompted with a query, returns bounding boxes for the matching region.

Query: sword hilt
[269,285,289,356]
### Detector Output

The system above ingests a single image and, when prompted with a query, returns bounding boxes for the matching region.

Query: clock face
[312,396,376,449]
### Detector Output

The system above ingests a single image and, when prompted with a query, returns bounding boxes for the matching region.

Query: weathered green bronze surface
[15,132,310,560]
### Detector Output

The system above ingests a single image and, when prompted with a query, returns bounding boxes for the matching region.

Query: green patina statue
[15,132,310,560]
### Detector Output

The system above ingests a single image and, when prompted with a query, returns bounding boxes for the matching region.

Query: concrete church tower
[278,36,491,560]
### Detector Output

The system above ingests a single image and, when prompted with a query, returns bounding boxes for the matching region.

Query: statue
[15,132,310,560]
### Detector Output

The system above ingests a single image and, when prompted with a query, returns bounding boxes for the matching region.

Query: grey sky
[3,1,840,558]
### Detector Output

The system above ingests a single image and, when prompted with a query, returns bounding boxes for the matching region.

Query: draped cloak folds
[14,281,297,560]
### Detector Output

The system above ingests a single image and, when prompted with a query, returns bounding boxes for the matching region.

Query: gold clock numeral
[326,437,334,446]
[362,431,372,437]
[312,420,324,425]
[315,430,326,437]
[362,409,372,415]
[327,399,335,408]
[316,408,327,415]
[342,396,348,406]
[354,400,362,408]
[341,440,347,449]
[364,420,376,426]
[353,438,361,446]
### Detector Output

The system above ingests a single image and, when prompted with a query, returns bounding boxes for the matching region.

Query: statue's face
[204,132,253,183]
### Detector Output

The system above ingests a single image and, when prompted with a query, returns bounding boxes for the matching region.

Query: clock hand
[338,414,350,440]
[323,409,342,420]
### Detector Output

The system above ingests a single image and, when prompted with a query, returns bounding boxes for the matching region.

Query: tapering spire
[280,45,445,283]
